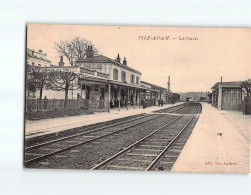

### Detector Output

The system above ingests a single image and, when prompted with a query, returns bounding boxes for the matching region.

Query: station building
[26,48,51,67]
[27,47,170,112]
[211,81,244,111]
[140,81,168,106]
[74,46,144,110]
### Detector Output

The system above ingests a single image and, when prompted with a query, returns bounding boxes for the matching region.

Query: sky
[27,24,250,93]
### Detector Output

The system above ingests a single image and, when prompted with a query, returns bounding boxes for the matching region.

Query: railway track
[185,103,202,114]
[154,102,201,114]
[174,103,201,114]
[24,102,201,169]
[26,114,149,150]
[25,113,147,146]
[25,113,169,165]
[91,103,200,171]
[153,103,189,113]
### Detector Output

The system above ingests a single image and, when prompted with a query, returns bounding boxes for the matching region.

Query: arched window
[113,68,118,80]
[121,71,126,82]
[136,76,139,84]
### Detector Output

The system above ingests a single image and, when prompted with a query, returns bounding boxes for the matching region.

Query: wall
[35,78,79,100]
[27,48,51,67]
[40,90,65,99]
[76,61,141,86]
[112,65,141,85]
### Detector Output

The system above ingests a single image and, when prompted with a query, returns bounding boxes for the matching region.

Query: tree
[26,65,49,99]
[35,71,50,100]
[54,37,99,66]
[48,71,78,100]
[26,65,37,95]
[241,79,251,97]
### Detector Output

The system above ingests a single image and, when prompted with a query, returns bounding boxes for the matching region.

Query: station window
[131,74,135,84]
[113,68,118,80]
[121,71,126,82]
[136,76,139,84]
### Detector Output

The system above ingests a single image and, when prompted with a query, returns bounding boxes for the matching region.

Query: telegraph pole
[167,76,170,91]
[167,75,171,103]
[167,75,171,92]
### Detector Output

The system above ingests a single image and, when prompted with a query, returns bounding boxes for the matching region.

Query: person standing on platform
[125,97,128,109]
[143,98,147,109]
[161,99,163,107]
[158,99,160,106]
[110,99,114,108]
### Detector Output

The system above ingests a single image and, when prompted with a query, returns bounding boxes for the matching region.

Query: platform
[171,102,250,173]
[25,102,183,139]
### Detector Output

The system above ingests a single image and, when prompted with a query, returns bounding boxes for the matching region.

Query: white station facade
[27,47,169,111]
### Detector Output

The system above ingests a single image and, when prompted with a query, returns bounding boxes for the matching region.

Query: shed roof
[141,81,167,91]
[211,81,242,90]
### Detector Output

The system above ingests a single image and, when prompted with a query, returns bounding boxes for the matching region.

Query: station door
[222,88,242,111]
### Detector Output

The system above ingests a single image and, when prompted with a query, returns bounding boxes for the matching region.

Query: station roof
[78,75,160,92]
[211,81,242,90]
[141,81,167,91]
[75,55,142,75]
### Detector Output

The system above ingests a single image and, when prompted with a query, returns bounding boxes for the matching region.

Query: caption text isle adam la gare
[138,35,198,41]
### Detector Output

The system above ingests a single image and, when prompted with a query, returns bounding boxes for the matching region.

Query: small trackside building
[211,81,244,111]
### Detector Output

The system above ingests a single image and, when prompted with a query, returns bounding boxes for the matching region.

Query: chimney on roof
[86,45,94,58]
[116,53,121,63]
[221,76,223,83]
[123,57,127,65]
[58,56,64,67]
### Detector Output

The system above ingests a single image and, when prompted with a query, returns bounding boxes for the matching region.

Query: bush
[26,108,94,120]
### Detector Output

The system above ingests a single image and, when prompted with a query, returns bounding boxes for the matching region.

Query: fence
[26,99,106,112]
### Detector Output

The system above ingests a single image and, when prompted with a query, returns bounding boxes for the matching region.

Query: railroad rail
[24,114,167,165]
[91,103,200,171]
[153,103,189,113]
[154,102,201,114]
[25,114,149,150]
[24,102,201,168]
